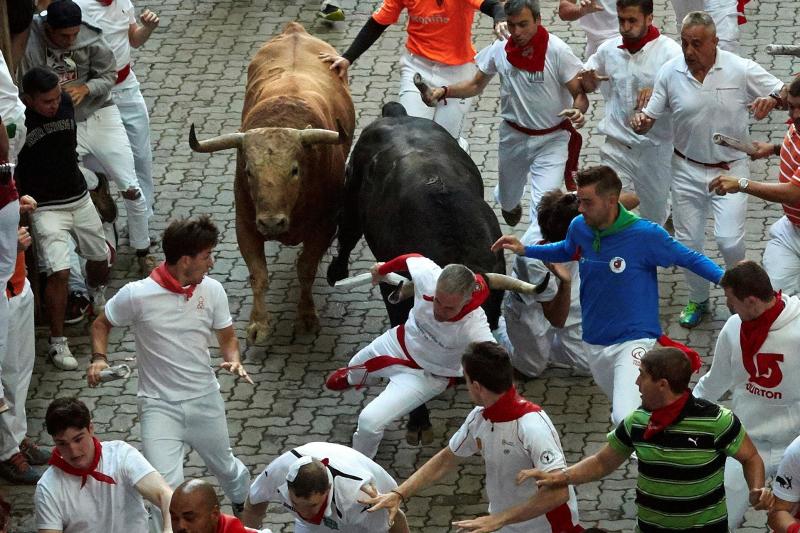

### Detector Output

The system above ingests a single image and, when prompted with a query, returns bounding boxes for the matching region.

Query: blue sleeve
[649,225,724,283]
[523,219,579,262]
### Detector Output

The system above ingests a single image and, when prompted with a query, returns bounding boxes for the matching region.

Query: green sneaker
[679,300,708,329]
[317,4,345,21]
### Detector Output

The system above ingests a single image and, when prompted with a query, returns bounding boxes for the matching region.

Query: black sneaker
[64,291,90,325]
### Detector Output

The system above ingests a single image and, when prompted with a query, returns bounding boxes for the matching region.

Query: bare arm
[389,511,410,533]
[517,444,629,488]
[87,313,114,386]
[135,471,174,532]
[128,10,159,48]
[708,176,800,204]
[768,496,800,532]
[423,70,494,104]
[558,0,604,20]
[215,325,254,384]
[734,434,771,510]
[451,486,569,532]
[241,496,268,529]
[565,76,589,114]
[540,264,572,329]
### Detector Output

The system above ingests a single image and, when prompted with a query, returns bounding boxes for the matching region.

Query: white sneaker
[48,340,78,370]
[90,285,107,315]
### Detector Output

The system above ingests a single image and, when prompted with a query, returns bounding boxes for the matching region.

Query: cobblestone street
[3,0,800,530]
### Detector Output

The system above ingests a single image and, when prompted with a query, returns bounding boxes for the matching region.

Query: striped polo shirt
[607,396,746,532]
[779,123,800,226]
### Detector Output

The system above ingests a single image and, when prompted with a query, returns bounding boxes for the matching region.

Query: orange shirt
[779,124,800,226]
[373,0,483,66]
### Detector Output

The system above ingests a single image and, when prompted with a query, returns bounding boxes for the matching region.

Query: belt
[673,148,733,170]
[506,119,582,191]
[115,64,131,85]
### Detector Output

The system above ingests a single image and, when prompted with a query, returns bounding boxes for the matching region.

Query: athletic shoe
[20,438,51,466]
[48,340,78,371]
[325,368,352,391]
[679,300,708,329]
[90,285,107,315]
[501,205,522,227]
[0,452,41,484]
[64,291,90,325]
[317,3,345,21]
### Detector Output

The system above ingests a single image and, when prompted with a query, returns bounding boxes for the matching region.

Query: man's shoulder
[684,396,726,419]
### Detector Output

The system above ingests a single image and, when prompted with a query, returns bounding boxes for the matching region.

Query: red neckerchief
[48,437,117,488]
[737,0,750,24]
[643,390,691,440]
[216,514,254,533]
[422,273,490,322]
[657,335,702,373]
[741,292,785,376]
[618,25,660,53]
[482,385,542,423]
[150,261,197,300]
[97,0,113,5]
[505,26,549,73]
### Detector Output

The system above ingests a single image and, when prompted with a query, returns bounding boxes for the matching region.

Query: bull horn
[485,272,550,295]
[388,280,415,305]
[189,123,245,153]
[299,119,348,146]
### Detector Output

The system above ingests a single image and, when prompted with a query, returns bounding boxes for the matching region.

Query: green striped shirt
[607,396,745,532]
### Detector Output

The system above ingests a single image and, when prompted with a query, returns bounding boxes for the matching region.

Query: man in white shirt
[365,342,581,532]
[417,0,587,235]
[325,254,496,458]
[34,397,173,533]
[769,435,800,532]
[87,215,253,515]
[242,442,408,532]
[632,11,783,328]
[582,0,682,225]
[694,261,800,529]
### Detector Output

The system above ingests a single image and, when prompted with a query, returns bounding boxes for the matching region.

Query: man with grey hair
[325,253,495,459]
[632,11,783,329]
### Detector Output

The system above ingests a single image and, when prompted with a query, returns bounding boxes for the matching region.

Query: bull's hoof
[245,318,271,346]
[295,312,321,335]
[326,260,348,287]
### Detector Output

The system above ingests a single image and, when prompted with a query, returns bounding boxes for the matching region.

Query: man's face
[432,287,468,322]
[289,489,329,522]
[636,367,661,411]
[53,424,95,470]
[617,5,652,41]
[787,93,800,131]
[169,494,218,533]
[25,86,62,118]
[181,247,215,285]
[680,24,718,72]
[723,286,760,321]
[46,25,81,49]
[507,7,540,47]
[576,183,615,228]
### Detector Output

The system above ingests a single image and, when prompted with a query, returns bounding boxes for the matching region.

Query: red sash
[618,25,660,53]
[150,261,196,300]
[505,119,582,191]
[741,292,785,377]
[643,390,691,440]
[116,64,131,85]
[505,26,549,72]
[48,437,117,488]
[97,0,113,5]
[482,385,541,423]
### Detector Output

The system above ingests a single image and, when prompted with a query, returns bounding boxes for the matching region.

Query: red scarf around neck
[48,437,117,488]
[505,26,550,73]
[150,261,197,300]
[422,273,490,322]
[618,25,660,53]
[482,385,542,423]
[643,390,691,440]
[741,292,785,376]
[97,0,113,5]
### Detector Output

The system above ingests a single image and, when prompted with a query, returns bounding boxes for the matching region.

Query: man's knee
[358,407,389,436]
[716,233,745,255]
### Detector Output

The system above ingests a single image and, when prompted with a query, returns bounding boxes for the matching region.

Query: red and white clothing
[217,513,272,533]
[35,440,155,533]
[763,124,800,296]
[248,442,398,533]
[694,293,800,528]
[774,435,800,509]
[449,388,581,532]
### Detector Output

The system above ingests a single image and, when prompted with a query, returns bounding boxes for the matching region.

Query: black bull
[327,103,505,433]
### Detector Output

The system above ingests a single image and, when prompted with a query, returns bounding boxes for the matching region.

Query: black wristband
[342,17,389,65]
[774,143,782,156]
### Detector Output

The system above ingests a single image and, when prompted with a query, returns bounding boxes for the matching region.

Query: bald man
[170,480,272,533]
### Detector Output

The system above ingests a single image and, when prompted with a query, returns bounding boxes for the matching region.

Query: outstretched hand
[491,235,525,255]
[219,361,254,384]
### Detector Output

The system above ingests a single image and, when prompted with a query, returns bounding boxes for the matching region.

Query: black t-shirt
[16,92,87,208]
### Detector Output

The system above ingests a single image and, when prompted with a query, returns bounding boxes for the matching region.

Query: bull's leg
[407,404,433,445]
[295,229,332,334]
[326,182,363,286]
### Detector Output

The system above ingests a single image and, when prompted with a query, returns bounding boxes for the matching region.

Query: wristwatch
[738,178,750,192]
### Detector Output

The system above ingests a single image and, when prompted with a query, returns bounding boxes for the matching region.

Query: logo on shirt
[322,517,340,530]
[777,475,793,490]
[409,14,449,24]
[687,437,699,447]
[196,296,206,311]
[609,257,626,273]
[540,450,557,465]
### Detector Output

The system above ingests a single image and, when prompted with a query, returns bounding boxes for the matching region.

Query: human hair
[461,341,514,394]
[640,347,692,394]
[504,0,541,19]
[575,165,622,197]
[21,67,60,97]
[615,0,653,15]
[537,191,579,242]
[45,397,91,436]
[682,11,716,33]
[288,459,331,498]
[437,264,476,300]
[719,260,774,302]
[162,215,219,265]
[789,76,800,98]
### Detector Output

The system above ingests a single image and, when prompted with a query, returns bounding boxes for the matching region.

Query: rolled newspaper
[99,364,132,383]
[712,133,757,155]
[765,45,800,57]
[334,271,408,289]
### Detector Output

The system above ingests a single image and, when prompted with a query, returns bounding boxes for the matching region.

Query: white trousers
[671,155,747,303]
[724,439,785,529]
[138,391,250,503]
[0,199,20,400]
[585,338,656,425]
[112,80,154,215]
[670,0,740,52]
[398,53,476,147]
[601,138,673,225]
[77,105,151,250]
[347,328,450,459]
[763,216,800,296]
[0,279,34,460]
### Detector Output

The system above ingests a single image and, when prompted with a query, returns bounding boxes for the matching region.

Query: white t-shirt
[0,51,25,123]
[774,434,800,503]
[249,442,397,533]
[585,35,682,147]
[35,440,154,533]
[403,256,495,377]
[104,276,233,401]
[74,0,139,89]
[449,406,580,532]
[475,35,583,130]
[643,49,783,163]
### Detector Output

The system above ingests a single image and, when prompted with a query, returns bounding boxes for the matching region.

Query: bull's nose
[257,214,289,235]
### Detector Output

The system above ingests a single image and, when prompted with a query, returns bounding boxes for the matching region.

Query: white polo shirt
[449,406,580,532]
[774,435,800,504]
[74,0,139,89]
[104,275,233,401]
[404,256,494,377]
[585,35,682,147]
[0,51,25,123]
[35,441,154,533]
[642,49,783,163]
[249,442,398,533]
[475,34,583,131]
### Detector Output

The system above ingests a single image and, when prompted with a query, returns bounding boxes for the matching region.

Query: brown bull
[189,22,355,344]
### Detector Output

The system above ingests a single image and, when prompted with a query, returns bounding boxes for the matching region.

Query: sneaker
[64,291,90,325]
[20,438,51,466]
[48,340,78,371]
[89,171,118,224]
[679,300,708,329]
[137,253,157,277]
[0,452,42,484]
[231,502,245,520]
[317,3,345,21]
[501,205,522,227]
[89,285,107,315]
[325,368,352,391]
